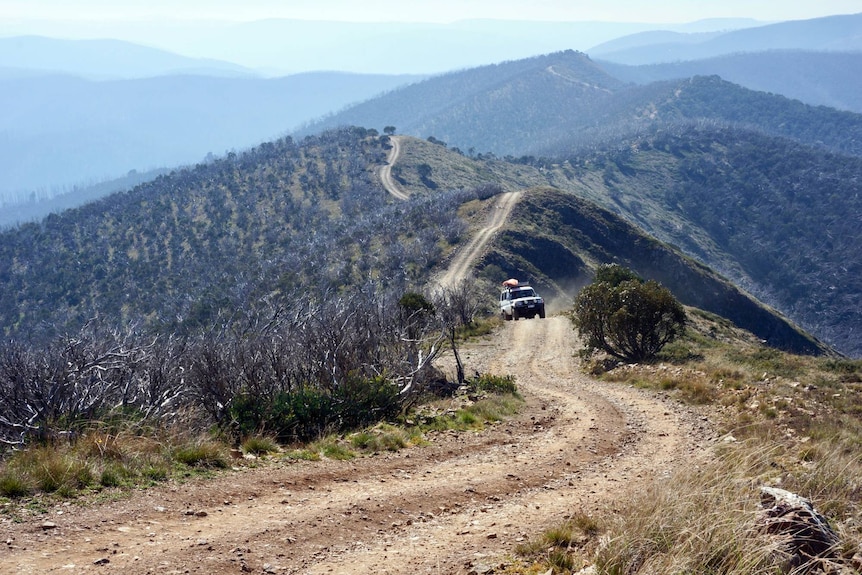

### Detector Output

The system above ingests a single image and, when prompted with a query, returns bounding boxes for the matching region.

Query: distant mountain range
[0,70,422,206]
[0,36,255,79]
[302,50,862,158]
[600,51,862,113]
[0,18,766,76]
[2,12,858,214]
[590,12,862,64]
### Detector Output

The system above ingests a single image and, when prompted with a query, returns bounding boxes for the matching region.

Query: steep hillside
[474,187,824,355]
[310,138,832,353]
[562,127,862,357]
[546,75,862,158]
[384,135,860,356]
[0,129,470,343]
[297,50,627,155]
[0,167,171,230]
[0,130,828,360]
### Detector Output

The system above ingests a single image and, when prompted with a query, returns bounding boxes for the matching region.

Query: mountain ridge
[0,35,256,79]
[303,51,862,160]
[599,51,862,113]
[379,134,860,357]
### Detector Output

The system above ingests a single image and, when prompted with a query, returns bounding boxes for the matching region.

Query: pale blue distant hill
[0,35,255,79]
[0,71,423,202]
[181,18,763,75]
[590,13,862,64]
[600,51,862,113]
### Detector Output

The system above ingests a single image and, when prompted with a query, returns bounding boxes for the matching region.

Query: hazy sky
[2,0,860,24]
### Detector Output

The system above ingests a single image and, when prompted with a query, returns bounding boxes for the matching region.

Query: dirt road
[378,135,409,200]
[1,317,710,574]
[436,191,522,290]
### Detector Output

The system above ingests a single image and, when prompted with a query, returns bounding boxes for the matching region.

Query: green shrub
[457,411,478,425]
[467,395,522,422]
[398,292,435,314]
[26,451,81,493]
[378,432,407,452]
[229,375,400,443]
[548,549,575,571]
[819,358,862,377]
[71,463,95,488]
[656,339,704,364]
[173,442,228,468]
[573,264,686,362]
[284,449,320,461]
[99,466,122,487]
[349,431,377,450]
[241,436,279,455]
[230,387,332,442]
[332,375,400,430]
[319,442,355,460]
[141,464,169,482]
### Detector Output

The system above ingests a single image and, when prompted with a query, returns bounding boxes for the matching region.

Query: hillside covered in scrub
[298,49,862,357]
[0,128,829,358]
[302,51,862,160]
[365,133,858,356]
[0,128,467,342]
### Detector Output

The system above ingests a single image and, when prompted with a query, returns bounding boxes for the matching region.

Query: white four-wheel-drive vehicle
[500,279,545,320]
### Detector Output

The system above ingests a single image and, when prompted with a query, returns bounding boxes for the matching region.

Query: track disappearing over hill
[378,135,409,200]
[436,190,522,290]
[377,134,523,291]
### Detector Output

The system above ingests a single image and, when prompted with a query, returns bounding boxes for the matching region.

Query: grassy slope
[511,310,862,574]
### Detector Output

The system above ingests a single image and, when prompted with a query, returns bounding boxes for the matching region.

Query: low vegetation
[573,264,686,362]
[0,375,522,506]
[514,309,862,574]
[0,429,226,502]
[0,266,525,508]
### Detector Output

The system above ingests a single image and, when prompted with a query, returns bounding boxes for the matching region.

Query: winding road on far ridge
[379,135,409,201]
[377,134,523,291]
